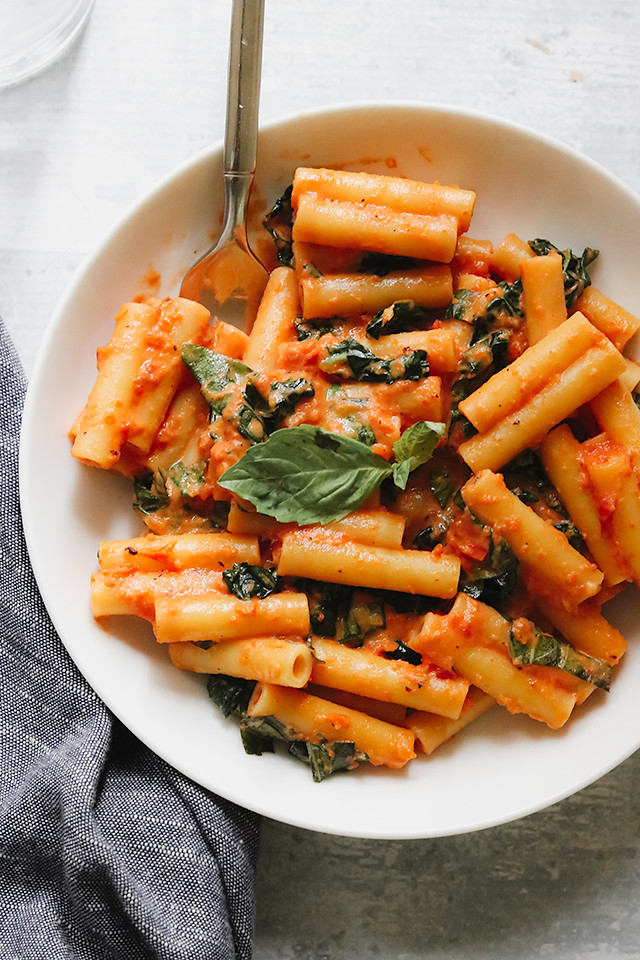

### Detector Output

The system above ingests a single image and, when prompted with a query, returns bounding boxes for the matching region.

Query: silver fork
[180,0,267,330]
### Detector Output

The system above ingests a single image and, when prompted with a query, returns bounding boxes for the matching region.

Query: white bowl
[20,101,640,839]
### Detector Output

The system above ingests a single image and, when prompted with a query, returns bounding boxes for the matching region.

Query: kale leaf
[321,338,429,383]
[223,562,281,600]
[262,185,294,267]
[207,674,255,717]
[508,623,611,690]
[365,300,427,340]
[528,238,599,308]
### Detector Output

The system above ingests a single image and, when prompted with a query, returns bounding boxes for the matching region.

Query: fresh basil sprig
[218,422,444,525]
[218,425,392,523]
[392,420,446,490]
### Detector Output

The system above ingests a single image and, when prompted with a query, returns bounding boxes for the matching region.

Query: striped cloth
[0,319,259,960]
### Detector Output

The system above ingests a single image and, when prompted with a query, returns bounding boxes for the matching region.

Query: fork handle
[224,0,265,178]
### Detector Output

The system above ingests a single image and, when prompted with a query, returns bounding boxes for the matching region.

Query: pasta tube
[458,312,615,434]
[590,378,640,456]
[169,636,313,687]
[408,687,495,755]
[243,266,299,370]
[292,167,476,229]
[573,286,640,350]
[520,251,567,344]
[71,299,211,468]
[414,595,579,729]
[247,683,416,768]
[461,469,603,606]
[91,568,225,620]
[98,532,260,572]
[458,335,625,472]
[277,529,461,598]
[489,233,535,281]
[71,302,157,469]
[362,322,472,374]
[310,637,469,718]
[226,504,406,549]
[299,266,453,319]
[534,597,626,665]
[153,591,310,644]
[293,194,459,262]
[540,425,628,586]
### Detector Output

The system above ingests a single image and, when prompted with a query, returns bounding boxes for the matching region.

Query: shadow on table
[254,750,640,959]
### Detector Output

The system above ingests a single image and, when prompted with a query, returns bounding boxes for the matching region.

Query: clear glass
[0,0,95,89]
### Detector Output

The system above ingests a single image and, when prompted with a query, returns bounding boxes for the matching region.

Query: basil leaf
[218,425,393,524]
[392,420,445,489]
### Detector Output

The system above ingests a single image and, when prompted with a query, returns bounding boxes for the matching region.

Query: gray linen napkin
[0,318,259,960]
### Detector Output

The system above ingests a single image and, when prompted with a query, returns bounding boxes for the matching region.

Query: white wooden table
[2,1,640,956]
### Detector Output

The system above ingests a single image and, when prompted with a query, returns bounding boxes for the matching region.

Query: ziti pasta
[71,165,640,781]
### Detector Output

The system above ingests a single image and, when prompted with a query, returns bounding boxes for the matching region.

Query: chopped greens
[164,459,208,497]
[262,185,294,267]
[338,599,386,645]
[289,739,367,782]
[244,377,315,434]
[241,712,367,781]
[554,519,584,551]
[412,526,439,551]
[358,251,420,276]
[303,261,323,279]
[301,580,385,645]
[508,622,611,690]
[222,562,281,600]
[133,473,170,515]
[294,317,336,340]
[459,533,519,609]
[207,674,255,717]
[430,470,454,509]
[305,581,353,636]
[365,300,427,340]
[181,343,252,401]
[384,639,422,666]
[182,344,313,444]
[181,343,266,444]
[320,337,429,383]
[444,288,477,322]
[528,238,599,308]
[132,465,228,530]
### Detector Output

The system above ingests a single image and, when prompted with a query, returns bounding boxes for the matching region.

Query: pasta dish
[69,166,640,781]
